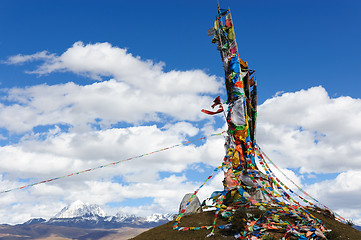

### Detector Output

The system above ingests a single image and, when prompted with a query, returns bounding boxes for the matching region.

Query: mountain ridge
[23,200,174,229]
[0,200,173,239]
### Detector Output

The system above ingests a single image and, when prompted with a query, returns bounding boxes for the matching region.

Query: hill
[132,210,361,240]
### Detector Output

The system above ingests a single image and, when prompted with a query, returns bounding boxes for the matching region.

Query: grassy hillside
[132,210,361,240]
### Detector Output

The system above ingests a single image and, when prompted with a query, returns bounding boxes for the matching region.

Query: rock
[179,193,202,215]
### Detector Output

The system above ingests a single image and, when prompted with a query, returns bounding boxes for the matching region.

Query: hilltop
[132,210,361,240]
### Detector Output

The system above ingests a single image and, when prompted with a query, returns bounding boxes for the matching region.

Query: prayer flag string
[172,143,345,237]
[255,144,346,222]
[0,131,226,194]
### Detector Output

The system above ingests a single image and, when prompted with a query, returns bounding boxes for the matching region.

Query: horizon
[0,0,361,225]
[30,199,175,220]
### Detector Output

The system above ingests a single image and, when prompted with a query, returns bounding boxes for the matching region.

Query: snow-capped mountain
[27,200,174,229]
[111,212,142,223]
[23,218,46,225]
[144,213,174,222]
[54,200,106,219]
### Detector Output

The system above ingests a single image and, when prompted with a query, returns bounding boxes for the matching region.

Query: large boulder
[179,193,202,215]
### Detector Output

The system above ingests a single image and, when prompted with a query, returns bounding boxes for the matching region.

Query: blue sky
[0,0,361,225]
[2,0,360,99]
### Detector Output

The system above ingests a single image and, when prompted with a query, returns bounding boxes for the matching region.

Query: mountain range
[0,200,174,240]
[23,200,174,229]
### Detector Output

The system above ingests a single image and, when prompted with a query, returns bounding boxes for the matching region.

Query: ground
[131,210,361,240]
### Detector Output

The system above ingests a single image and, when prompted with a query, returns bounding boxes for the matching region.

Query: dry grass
[132,209,361,240]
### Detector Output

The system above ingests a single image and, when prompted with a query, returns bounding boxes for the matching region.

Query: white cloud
[3,51,55,65]
[257,86,361,173]
[5,41,221,95]
[0,124,222,179]
[306,170,361,209]
[0,41,223,134]
[0,42,229,223]
[0,122,226,224]
[305,170,361,224]
[0,79,220,133]
[0,134,7,140]
[256,86,361,223]
[2,43,361,226]
[0,42,226,224]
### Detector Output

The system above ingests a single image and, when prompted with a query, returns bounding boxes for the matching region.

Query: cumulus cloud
[5,41,221,94]
[2,42,361,226]
[0,119,225,224]
[305,170,361,224]
[1,42,223,134]
[0,42,227,224]
[306,170,361,209]
[2,84,361,225]
[0,124,225,180]
[257,86,361,173]
[256,86,361,224]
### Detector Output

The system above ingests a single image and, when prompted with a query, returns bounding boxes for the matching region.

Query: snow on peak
[111,212,173,223]
[111,212,141,223]
[144,213,174,222]
[54,200,106,219]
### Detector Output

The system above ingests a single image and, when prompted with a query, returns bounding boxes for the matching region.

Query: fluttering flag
[201,96,224,115]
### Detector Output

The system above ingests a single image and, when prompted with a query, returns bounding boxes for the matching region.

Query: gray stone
[179,193,202,215]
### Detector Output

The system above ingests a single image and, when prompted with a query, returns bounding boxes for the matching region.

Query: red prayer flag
[201,96,224,115]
